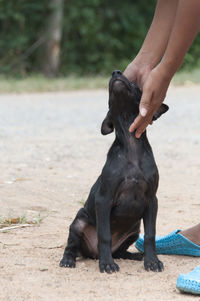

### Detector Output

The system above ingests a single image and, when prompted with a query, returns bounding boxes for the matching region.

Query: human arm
[124,0,179,88]
[130,0,200,138]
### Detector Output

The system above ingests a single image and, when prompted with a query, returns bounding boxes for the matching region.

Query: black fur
[60,70,168,273]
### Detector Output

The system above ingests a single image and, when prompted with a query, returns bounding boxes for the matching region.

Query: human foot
[135,229,200,256]
[180,224,200,246]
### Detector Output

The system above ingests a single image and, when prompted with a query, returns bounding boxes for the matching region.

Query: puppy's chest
[115,174,147,199]
[105,150,158,195]
[113,162,157,204]
[112,176,148,220]
[108,157,155,184]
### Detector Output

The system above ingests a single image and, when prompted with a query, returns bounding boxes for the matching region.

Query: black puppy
[60,70,168,274]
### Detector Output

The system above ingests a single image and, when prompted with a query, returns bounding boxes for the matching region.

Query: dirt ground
[0,86,200,301]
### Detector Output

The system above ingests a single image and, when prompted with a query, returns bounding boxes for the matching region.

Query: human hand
[124,58,153,89]
[129,65,172,138]
[123,58,156,129]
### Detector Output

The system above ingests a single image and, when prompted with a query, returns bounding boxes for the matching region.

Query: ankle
[180,225,200,246]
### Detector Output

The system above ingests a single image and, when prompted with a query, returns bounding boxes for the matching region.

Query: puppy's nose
[112,70,122,77]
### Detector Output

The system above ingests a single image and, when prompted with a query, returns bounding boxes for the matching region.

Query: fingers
[129,87,161,137]
[127,66,170,138]
[135,115,153,138]
[129,89,154,138]
[139,94,151,118]
[129,99,161,138]
[129,113,153,138]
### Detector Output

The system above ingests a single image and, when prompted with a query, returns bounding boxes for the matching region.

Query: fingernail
[129,124,135,132]
[140,108,147,117]
[135,132,141,139]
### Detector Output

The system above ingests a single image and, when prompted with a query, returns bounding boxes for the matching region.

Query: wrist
[159,54,184,78]
[134,51,159,70]
[156,59,178,81]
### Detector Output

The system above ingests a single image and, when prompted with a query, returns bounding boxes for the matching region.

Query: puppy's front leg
[95,192,119,273]
[143,196,164,272]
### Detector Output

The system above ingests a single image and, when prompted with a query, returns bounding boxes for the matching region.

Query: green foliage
[61,0,156,74]
[0,0,200,75]
[0,0,48,74]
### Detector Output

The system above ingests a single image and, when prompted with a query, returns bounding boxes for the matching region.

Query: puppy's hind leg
[60,208,88,268]
[113,250,143,261]
[112,235,143,261]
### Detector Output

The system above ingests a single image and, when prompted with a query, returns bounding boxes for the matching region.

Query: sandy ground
[0,86,200,301]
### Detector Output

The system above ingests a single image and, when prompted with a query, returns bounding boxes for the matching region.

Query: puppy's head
[101,70,169,135]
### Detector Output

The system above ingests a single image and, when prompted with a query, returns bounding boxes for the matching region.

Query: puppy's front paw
[99,261,120,274]
[59,256,76,268]
[144,257,164,272]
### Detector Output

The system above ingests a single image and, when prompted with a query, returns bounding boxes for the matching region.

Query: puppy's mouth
[111,78,132,93]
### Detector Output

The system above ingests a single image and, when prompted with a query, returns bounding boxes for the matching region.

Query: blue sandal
[135,229,200,256]
[176,265,200,295]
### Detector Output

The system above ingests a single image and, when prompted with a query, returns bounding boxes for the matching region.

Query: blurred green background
[0,0,200,92]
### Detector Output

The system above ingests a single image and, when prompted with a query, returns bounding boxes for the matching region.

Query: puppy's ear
[101,111,114,135]
[152,103,169,121]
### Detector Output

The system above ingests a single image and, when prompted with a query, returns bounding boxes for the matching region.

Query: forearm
[160,0,200,77]
[135,0,179,67]
[128,0,200,138]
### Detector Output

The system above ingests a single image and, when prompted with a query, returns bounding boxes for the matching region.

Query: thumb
[139,90,152,117]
